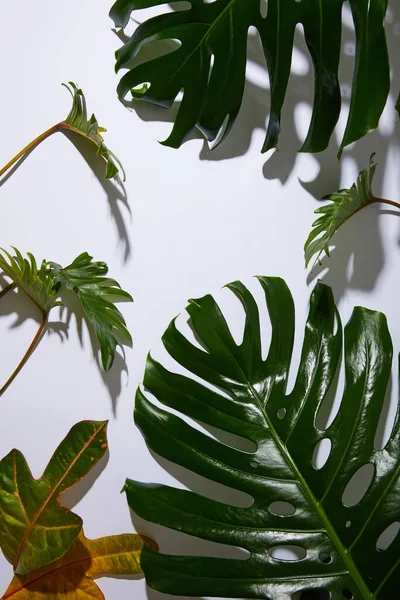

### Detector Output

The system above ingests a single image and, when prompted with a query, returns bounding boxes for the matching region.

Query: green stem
[0,123,62,178]
[0,313,48,397]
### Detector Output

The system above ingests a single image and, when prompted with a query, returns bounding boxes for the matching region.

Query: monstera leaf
[110,0,390,155]
[1,530,146,599]
[0,249,132,396]
[125,277,400,599]
[304,157,400,267]
[0,421,108,574]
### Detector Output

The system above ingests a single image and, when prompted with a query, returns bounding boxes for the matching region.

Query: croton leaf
[304,156,378,267]
[125,277,400,599]
[0,421,108,575]
[1,530,146,599]
[50,252,133,370]
[110,0,390,155]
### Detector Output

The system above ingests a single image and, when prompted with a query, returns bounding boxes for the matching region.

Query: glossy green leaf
[304,156,378,267]
[62,82,126,181]
[396,92,400,118]
[125,277,400,599]
[50,252,133,371]
[110,0,390,155]
[0,421,108,575]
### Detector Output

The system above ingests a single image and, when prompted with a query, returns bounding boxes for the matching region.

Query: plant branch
[374,197,400,211]
[0,123,62,179]
[0,313,48,397]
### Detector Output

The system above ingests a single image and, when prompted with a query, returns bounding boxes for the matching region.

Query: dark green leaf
[0,421,108,575]
[396,92,400,118]
[110,0,390,155]
[304,156,378,267]
[50,252,133,371]
[125,277,399,599]
[62,82,126,181]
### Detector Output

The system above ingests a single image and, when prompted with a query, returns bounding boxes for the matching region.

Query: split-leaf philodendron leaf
[1,530,145,599]
[125,277,400,599]
[0,249,132,395]
[304,157,400,267]
[0,82,125,182]
[0,421,108,575]
[110,0,390,155]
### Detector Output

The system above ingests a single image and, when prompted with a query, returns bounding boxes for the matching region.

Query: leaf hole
[342,463,375,507]
[312,438,331,470]
[318,552,332,564]
[269,501,296,516]
[377,522,400,551]
[345,520,351,528]
[260,0,268,18]
[277,407,286,420]
[342,590,353,600]
[268,545,306,561]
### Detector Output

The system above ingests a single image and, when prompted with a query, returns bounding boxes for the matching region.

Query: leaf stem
[0,123,62,178]
[0,313,47,397]
[374,197,400,211]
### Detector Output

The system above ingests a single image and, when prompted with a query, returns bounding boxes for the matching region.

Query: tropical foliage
[110,0,390,155]
[125,276,399,599]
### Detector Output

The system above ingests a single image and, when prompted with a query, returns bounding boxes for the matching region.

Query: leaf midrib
[14,423,105,571]
[218,340,372,599]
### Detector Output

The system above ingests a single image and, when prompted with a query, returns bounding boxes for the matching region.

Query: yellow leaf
[1,530,145,599]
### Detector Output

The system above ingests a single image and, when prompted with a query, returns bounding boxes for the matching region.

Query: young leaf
[304,157,400,267]
[50,252,133,371]
[110,0,390,155]
[0,420,108,575]
[0,248,133,395]
[1,530,146,599]
[0,82,125,182]
[125,277,400,599]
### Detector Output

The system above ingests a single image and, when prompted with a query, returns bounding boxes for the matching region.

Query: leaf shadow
[56,290,130,416]
[61,130,132,264]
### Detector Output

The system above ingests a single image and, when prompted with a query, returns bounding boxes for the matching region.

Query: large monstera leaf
[125,277,400,599]
[110,0,390,155]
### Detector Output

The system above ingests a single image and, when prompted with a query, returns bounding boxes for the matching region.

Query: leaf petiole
[0,312,48,397]
[0,123,62,179]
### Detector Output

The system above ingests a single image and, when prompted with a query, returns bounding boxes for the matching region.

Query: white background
[0,1,399,598]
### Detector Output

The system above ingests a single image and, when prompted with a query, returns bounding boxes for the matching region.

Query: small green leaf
[0,248,59,314]
[304,156,377,267]
[0,420,108,575]
[62,82,126,181]
[50,252,133,371]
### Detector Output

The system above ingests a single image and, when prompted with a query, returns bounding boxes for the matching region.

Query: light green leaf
[62,82,126,181]
[50,252,133,371]
[125,276,400,599]
[0,420,108,575]
[304,157,378,267]
[110,0,390,155]
[0,248,59,314]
